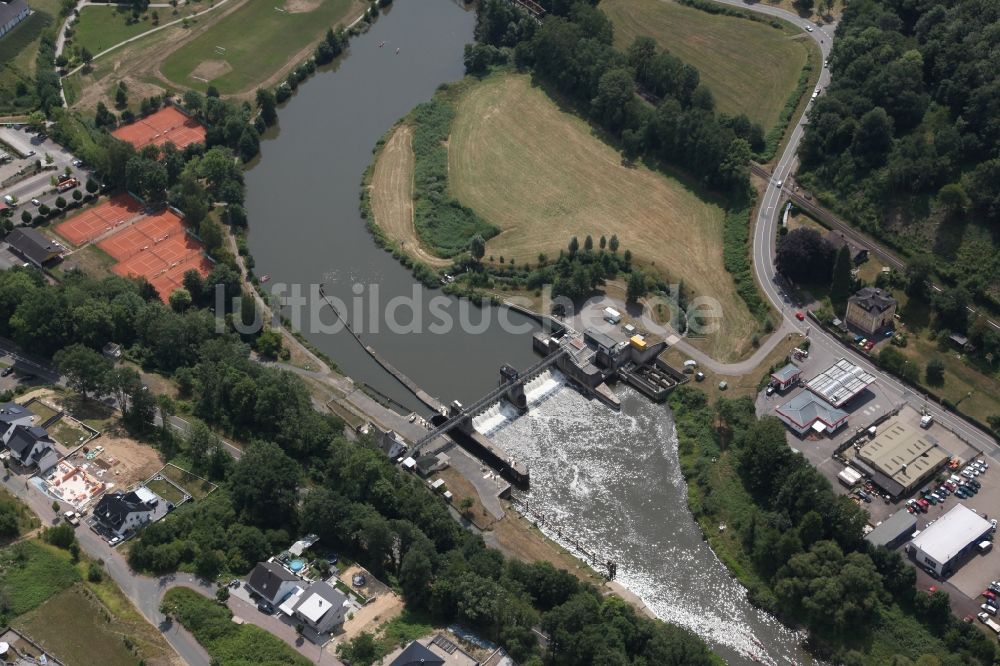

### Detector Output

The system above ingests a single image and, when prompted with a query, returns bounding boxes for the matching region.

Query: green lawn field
[160,0,360,95]
[447,74,758,360]
[14,587,142,666]
[601,0,810,130]
[71,6,159,56]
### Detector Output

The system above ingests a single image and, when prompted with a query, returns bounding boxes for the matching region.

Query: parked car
[984,590,997,600]
[854,335,864,343]
[30,198,40,206]
[108,536,121,546]
[795,311,805,321]
[982,604,998,616]
[257,600,275,614]
[0,367,13,377]
[864,340,876,351]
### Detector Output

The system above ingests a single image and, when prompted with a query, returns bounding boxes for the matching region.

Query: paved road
[0,126,90,212]
[0,337,63,384]
[706,0,998,456]
[752,162,1000,333]
[0,469,212,666]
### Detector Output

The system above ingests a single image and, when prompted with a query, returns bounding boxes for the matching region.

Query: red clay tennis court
[104,209,211,302]
[55,195,144,246]
[97,209,187,260]
[133,209,186,242]
[112,107,206,151]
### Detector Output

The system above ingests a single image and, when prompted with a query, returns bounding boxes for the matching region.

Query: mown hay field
[447,74,757,360]
[601,0,810,130]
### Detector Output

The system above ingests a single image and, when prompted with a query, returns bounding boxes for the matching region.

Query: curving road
[704,1,999,455]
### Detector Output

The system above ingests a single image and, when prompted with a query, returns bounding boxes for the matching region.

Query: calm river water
[245,1,816,663]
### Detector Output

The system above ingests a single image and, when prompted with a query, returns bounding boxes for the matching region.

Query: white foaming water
[491,379,817,666]
[472,369,566,436]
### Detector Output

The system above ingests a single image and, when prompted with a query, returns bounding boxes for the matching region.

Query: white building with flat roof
[806,358,876,407]
[909,504,993,578]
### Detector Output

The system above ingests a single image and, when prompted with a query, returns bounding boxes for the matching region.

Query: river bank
[240,0,819,663]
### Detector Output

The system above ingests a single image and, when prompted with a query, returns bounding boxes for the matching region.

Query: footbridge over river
[413,347,569,455]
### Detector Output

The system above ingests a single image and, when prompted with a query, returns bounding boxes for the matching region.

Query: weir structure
[409,326,688,489]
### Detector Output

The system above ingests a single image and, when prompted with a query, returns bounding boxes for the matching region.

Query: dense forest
[469,0,755,200]
[672,387,999,665]
[798,0,1000,306]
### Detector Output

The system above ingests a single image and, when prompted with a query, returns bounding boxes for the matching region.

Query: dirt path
[368,124,451,268]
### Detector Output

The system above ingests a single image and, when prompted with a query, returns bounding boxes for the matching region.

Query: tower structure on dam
[500,364,527,410]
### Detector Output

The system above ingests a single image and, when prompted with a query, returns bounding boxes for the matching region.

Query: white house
[290,581,350,634]
[5,425,58,473]
[0,0,30,40]
[93,489,157,537]
[245,561,301,606]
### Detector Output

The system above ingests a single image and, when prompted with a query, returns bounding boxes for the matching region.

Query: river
[245,1,815,663]
[245,0,539,415]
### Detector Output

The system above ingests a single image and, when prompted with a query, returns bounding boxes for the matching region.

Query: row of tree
[472,0,755,199]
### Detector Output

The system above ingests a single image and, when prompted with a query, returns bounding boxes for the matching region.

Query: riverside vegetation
[671,386,999,665]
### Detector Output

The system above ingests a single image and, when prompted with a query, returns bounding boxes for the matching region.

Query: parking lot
[1,125,93,218]
[757,345,1000,617]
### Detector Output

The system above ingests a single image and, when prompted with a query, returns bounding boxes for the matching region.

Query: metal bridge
[412,348,568,453]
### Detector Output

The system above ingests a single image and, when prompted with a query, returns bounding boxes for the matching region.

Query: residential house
[5,228,63,267]
[824,230,868,265]
[0,402,35,442]
[386,641,445,666]
[0,0,30,39]
[289,581,350,634]
[384,635,480,666]
[845,287,897,335]
[93,489,157,537]
[378,429,408,460]
[5,425,58,473]
[245,561,301,606]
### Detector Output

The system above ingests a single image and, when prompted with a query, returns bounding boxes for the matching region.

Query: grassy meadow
[447,74,758,360]
[601,0,810,130]
[160,0,361,94]
[71,6,161,56]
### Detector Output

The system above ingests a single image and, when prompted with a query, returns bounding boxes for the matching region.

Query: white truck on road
[979,612,1000,634]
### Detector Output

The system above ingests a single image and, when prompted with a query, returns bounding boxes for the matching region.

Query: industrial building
[775,390,849,436]
[806,358,876,408]
[865,508,918,550]
[909,504,993,578]
[854,421,949,497]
